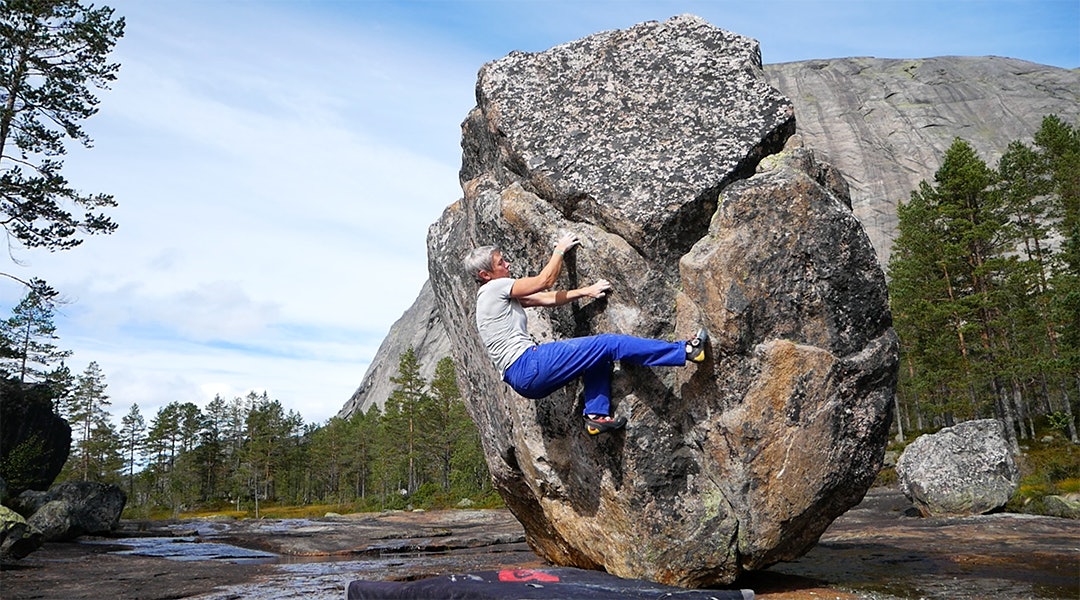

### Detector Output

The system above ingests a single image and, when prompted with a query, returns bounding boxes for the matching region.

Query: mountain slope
[765,56,1079,264]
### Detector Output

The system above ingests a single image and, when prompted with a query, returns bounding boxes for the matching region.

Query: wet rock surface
[2,488,1076,599]
[0,508,541,600]
[748,488,1079,599]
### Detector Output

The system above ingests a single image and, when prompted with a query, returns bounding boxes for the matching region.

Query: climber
[463,233,709,435]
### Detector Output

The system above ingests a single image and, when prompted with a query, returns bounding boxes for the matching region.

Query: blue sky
[2,0,1077,426]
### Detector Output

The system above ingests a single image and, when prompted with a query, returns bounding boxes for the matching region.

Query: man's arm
[520,279,612,307]
[510,234,579,298]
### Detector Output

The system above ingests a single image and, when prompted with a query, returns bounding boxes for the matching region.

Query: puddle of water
[81,534,436,567]
[82,537,278,563]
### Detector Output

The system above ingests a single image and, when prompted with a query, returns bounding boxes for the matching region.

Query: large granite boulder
[0,379,71,497]
[427,15,897,587]
[896,419,1020,517]
[19,481,127,542]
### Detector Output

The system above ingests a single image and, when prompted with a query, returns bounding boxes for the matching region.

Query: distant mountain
[338,55,1080,418]
[336,279,450,418]
[766,55,1079,265]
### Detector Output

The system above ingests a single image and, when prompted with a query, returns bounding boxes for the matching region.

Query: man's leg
[503,332,702,435]
[581,361,612,416]
[509,334,685,406]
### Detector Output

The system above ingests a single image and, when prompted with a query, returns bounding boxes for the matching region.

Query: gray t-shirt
[476,277,534,376]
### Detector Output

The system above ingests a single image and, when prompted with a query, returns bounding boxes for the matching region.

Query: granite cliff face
[426,15,895,586]
[337,280,451,419]
[339,28,1078,421]
[765,56,1080,265]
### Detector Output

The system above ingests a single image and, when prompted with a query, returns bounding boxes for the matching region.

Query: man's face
[482,251,511,281]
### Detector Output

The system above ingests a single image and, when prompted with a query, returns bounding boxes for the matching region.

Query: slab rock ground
[427,15,898,587]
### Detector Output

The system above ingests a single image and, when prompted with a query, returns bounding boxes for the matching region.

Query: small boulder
[1042,494,1080,519]
[25,481,127,542]
[10,489,50,517]
[883,450,900,469]
[896,419,1019,517]
[0,504,43,560]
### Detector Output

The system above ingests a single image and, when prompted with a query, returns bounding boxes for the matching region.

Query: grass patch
[873,466,898,487]
[1056,477,1080,494]
[1006,436,1079,514]
[126,492,506,521]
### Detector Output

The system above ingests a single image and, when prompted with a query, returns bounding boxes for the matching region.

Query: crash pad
[347,567,754,599]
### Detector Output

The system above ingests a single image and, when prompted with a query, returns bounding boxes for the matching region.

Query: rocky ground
[1,487,1077,599]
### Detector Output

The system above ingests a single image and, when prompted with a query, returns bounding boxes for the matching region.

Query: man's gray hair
[463,246,498,284]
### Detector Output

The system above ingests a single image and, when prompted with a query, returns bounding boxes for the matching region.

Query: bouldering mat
[347,567,754,599]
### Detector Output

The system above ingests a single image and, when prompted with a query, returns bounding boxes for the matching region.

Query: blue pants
[502,333,686,416]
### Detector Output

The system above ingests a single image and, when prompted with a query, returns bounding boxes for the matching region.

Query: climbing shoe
[686,327,709,363]
[585,414,627,435]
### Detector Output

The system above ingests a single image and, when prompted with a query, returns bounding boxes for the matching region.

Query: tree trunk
[1061,378,1079,443]
[1011,378,1028,440]
[993,378,1021,455]
[893,392,906,442]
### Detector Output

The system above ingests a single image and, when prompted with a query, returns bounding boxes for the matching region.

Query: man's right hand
[555,233,580,255]
[586,278,612,299]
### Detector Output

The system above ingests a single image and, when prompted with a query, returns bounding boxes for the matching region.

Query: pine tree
[1033,115,1080,441]
[223,395,249,511]
[143,402,181,511]
[889,184,960,429]
[352,405,380,502]
[385,347,431,496]
[424,357,459,493]
[0,287,72,384]
[196,395,229,502]
[891,120,1080,445]
[890,138,1022,448]
[309,416,355,504]
[171,402,205,508]
[82,417,122,484]
[45,360,74,414]
[119,403,146,499]
[243,393,300,513]
[1,0,124,252]
[429,357,489,498]
[279,409,307,505]
[58,361,110,480]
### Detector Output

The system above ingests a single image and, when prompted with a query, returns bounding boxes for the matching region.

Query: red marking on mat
[498,569,561,583]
